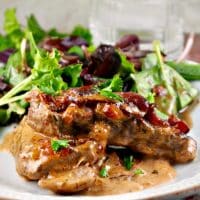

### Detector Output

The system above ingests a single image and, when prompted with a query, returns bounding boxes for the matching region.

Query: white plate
[0,82,199,200]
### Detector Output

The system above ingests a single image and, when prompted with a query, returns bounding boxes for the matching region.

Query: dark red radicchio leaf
[42,36,88,52]
[115,34,139,50]
[0,78,11,92]
[120,92,149,113]
[0,48,15,64]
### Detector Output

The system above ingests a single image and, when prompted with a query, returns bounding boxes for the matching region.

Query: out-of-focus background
[0,0,200,33]
[0,0,200,61]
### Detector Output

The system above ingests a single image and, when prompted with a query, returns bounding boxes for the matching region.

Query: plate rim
[0,81,199,200]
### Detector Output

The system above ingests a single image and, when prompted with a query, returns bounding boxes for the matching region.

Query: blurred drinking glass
[89,0,183,59]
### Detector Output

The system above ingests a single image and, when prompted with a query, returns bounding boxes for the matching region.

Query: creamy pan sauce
[0,128,176,195]
[82,159,175,195]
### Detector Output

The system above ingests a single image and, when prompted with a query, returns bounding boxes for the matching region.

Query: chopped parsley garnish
[99,166,109,178]
[51,139,69,152]
[100,90,123,102]
[98,74,123,102]
[124,155,134,170]
[146,92,155,103]
[134,168,144,175]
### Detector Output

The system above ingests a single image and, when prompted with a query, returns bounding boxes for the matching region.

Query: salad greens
[0,8,90,52]
[0,31,83,107]
[0,8,199,125]
[27,14,46,43]
[0,9,92,124]
[167,61,200,81]
[131,41,198,115]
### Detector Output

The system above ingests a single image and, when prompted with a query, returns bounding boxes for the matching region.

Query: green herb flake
[124,155,134,170]
[146,92,155,104]
[134,168,144,175]
[99,166,109,178]
[98,74,123,101]
[100,90,123,102]
[51,139,69,152]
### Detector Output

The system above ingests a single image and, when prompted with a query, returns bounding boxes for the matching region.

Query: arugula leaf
[0,101,27,125]
[167,61,200,81]
[173,69,198,109]
[67,46,84,59]
[62,64,82,87]
[142,53,157,70]
[0,38,28,89]
[131,41,198,114]
[130,67,160,98]
[27,14,46,43]
[51,139,69,152]
[154,41,197,112]
[2,38,27,85]
[124,155,134,170]
[2,51,25,86]
[71,25,92,44]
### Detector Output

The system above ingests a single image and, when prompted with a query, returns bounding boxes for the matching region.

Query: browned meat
[108,119,196,163]
[11,118,107,182]
[25,87,197,163]
[38,166,96,193]
[9,86,196,193]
